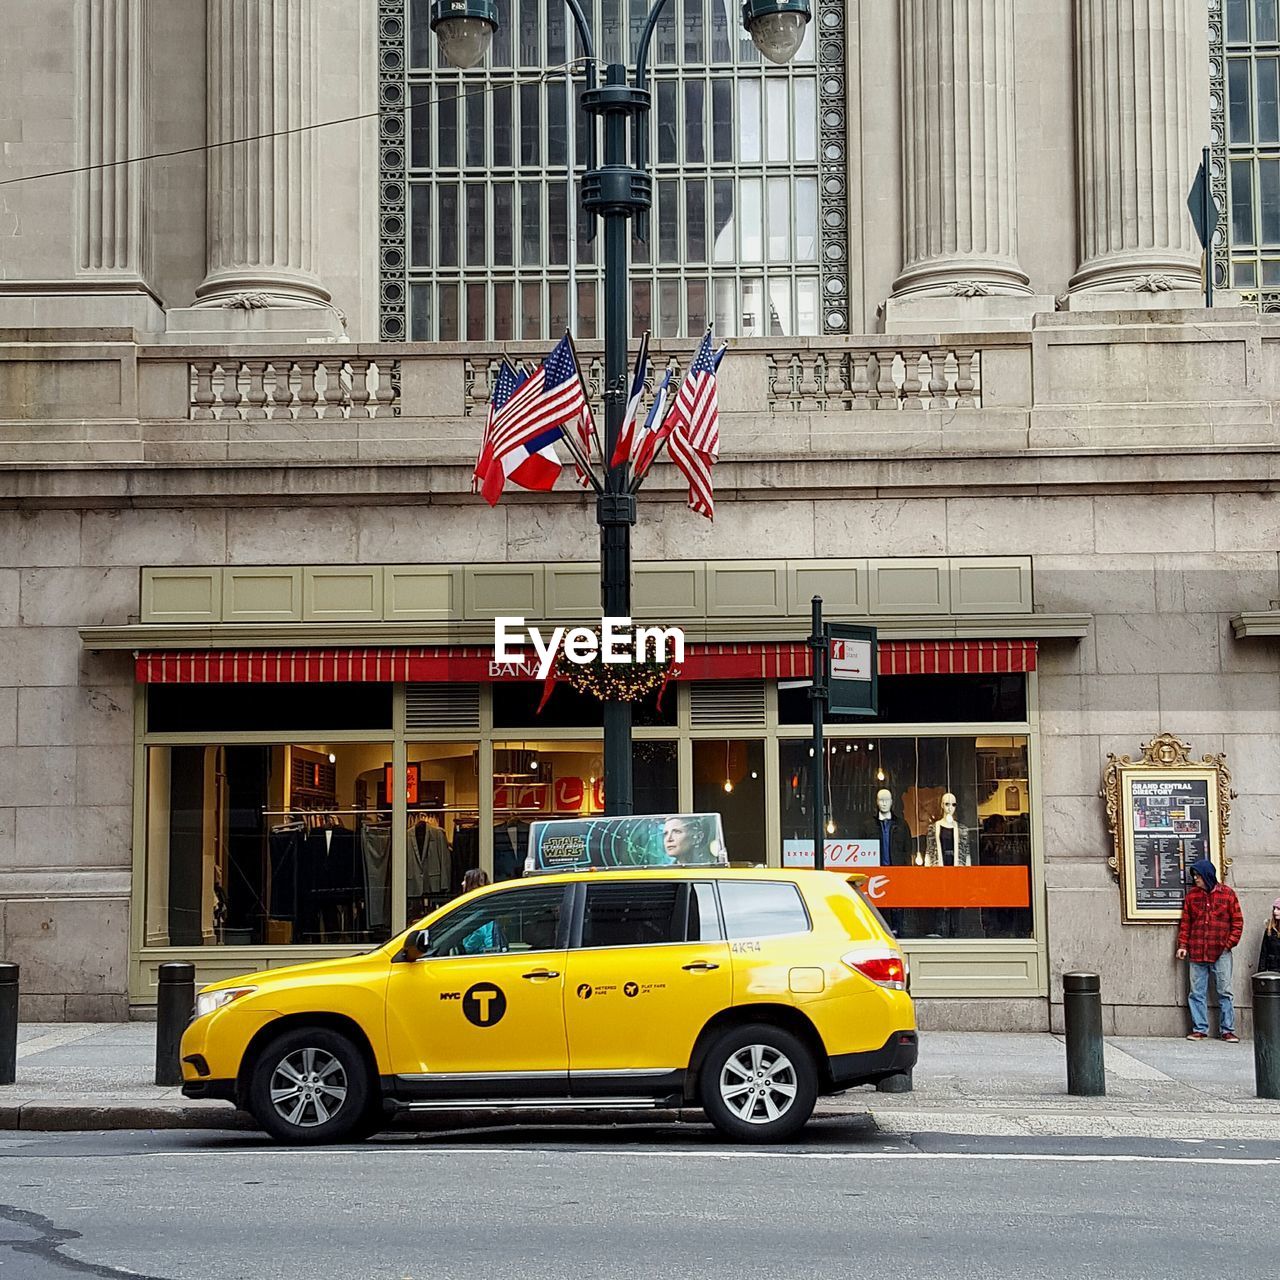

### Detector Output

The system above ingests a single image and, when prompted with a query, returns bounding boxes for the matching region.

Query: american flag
[665,330,722,519]
[472,359,521,494]
[665,329,720,460]
[479,336,587,505]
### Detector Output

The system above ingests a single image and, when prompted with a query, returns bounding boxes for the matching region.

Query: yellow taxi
[181,863,916,1144]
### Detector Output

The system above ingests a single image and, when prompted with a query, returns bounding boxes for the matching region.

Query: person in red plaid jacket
[1176,857,1243,1042]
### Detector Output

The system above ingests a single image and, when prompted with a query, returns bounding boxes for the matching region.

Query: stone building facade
[1,0,1278,1034]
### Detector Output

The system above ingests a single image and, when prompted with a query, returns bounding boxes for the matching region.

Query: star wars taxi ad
[524,812,730,874]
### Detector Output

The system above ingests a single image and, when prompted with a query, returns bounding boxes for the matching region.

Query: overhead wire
[0,57,595,190]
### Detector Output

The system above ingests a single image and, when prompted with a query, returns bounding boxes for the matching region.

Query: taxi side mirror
[398,928,430,962]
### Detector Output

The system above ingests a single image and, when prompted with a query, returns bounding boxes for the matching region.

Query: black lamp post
[431,0,812,816]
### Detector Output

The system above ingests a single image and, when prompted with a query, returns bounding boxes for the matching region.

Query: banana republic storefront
[80,557,1089,1010]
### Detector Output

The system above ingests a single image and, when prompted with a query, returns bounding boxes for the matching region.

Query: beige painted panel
[634,564,706,618]
[222,568,303,622]
[707,561,787,617]
[303,567,384,621]
[903,943,1045,997]
[465,565,544,619]
[141,568,223,623]
[952,558,1033,614]
[869,559,951,614]
[788,561,869,616]
[130,949,368,1004]
[385,567,462,621]
[545,565,601,619]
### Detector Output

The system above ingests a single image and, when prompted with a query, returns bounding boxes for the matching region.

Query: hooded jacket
[1260,897,1280,974]
[1177,859,1243,963]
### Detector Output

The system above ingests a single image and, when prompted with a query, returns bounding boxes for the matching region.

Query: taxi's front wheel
[700,1023,818,1143]
[248,1027,374,1144]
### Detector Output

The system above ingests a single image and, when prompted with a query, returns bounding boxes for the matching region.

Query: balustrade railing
[766,346,981,411]
[188,358,401,421]
[464,344,982,415]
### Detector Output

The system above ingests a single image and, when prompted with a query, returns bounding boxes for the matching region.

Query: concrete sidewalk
[3,1023,1277,1140]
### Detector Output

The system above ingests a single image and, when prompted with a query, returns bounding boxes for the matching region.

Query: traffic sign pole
[808,596,828,872]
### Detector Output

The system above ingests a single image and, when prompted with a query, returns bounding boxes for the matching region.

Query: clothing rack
[262,808,387,817]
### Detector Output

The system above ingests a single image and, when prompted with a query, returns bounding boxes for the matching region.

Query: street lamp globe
[430,0,498,68]
[741,0,811,64]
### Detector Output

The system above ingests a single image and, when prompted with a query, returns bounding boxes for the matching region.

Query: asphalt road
[1,1118,1277,1280]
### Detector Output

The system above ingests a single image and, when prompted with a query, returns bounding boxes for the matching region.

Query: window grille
[379,0,845,340]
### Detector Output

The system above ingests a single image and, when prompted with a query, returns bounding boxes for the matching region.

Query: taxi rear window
[717,881,810,940]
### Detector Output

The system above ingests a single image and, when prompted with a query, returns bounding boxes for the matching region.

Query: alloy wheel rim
[269,1047,348,1128]
[719,1043,798,1125]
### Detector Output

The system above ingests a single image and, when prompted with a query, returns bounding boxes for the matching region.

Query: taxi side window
[581,881,682,948]
[426,886,565,956]
[717,881,810,940]
[687,882,724,942]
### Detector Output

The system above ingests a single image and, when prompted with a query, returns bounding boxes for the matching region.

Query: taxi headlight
[194,986,257,1020]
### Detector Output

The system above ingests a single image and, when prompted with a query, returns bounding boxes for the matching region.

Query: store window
[144,741,394,948]
[778,735,1033,940]
[492,682,676,728]
[776,674,1027,726]
[406,742,482,917]
[492,738,604,880]
[693,739,766,864]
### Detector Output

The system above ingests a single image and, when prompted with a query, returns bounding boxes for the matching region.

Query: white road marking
[11,1146,1269,1168]
[16,1025,106,1059]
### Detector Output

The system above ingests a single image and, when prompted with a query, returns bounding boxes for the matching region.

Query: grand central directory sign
[525,813,730,874]
[1103,734,1231,924]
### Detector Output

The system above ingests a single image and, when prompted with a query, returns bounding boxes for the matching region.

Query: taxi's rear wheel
[699,1023,817,1143]
[248,1027,372,1144]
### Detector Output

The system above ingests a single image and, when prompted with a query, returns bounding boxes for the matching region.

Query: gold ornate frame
[1102,734,1234,925]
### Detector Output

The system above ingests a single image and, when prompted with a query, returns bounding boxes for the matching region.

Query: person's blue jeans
[1188,952,1235,1035]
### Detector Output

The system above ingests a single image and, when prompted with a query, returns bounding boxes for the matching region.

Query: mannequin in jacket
[924,793,972,867]
[873,789,911,867]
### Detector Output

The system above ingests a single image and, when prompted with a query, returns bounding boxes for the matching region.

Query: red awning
[135,640,1036,684]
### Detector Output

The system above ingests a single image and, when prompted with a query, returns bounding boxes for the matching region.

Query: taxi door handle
[522,969,560,981]
[682,962,720,972]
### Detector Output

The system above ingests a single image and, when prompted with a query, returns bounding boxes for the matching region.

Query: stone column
[891,0,1031,300]
[1066,0,1201,300]
[77,0,149,279]
[192,0,331,308]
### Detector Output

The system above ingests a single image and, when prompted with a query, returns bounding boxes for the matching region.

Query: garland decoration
[554,627,677,703]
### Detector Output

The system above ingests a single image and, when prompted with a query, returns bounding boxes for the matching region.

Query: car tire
[248,1027,373,1145]
[699,1022,818,1144]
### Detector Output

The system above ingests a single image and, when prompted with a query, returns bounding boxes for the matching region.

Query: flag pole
[560,421,605,495]
[629,355,682,495]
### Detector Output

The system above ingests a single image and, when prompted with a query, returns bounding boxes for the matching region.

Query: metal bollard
[154,962,196,1087]
[1254,971,1280,1100]
[1063,971,1106,1097]
[0,963,17,1087]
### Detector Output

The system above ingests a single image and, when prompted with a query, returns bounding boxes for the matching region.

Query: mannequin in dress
[925,792,971,867]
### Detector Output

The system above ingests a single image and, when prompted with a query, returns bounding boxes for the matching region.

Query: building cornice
[80,613,1091,652]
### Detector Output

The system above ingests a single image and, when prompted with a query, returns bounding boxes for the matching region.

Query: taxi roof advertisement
[527,813,729,873]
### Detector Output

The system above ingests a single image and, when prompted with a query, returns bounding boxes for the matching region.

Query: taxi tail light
[843,952,907,991]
